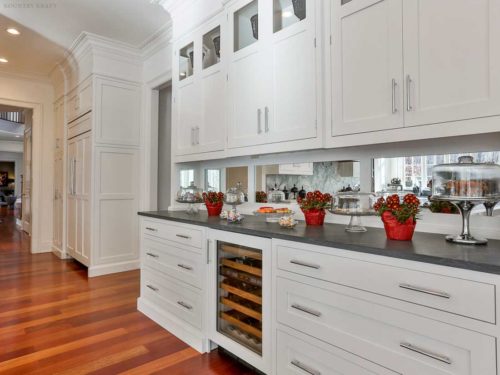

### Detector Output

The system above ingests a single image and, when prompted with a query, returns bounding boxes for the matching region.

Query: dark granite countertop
[138,210,500,275]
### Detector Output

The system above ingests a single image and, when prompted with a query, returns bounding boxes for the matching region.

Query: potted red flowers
[203,191,224,216]
[297,190,332,226]
[373,194,420,241]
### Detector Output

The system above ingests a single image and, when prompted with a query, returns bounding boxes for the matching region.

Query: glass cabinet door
[233,0,259,52]
[217,240,263,355]
[273,0,307,33]
[203,26,221,70]
[179,42,194,81]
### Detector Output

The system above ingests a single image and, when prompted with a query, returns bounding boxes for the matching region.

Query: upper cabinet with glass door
[227,0,320,150]
[173,14,227,157]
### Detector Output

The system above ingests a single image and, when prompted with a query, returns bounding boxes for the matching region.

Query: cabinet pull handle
[177,301,193,310]
[191,127,194,145]
[177,263,193,271]
[207,239,211,264]
[291,303,322,317]
[176,234,191,239]
[399,283,450,299]
[264,106,269,132]
[400,342,451,365]
[146,252,159,258]
[257,108,262,134]
[146,284,159,292]
[145,227,158,232]
[73,158,77,195]
[392,78,398,113]
[195,127,199,145]
[291,360,321,375]
[406,74,413,111]
[290,259,320,269]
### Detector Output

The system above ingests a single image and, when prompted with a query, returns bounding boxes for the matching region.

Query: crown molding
[0,68,52,84]
[140,22,173,60]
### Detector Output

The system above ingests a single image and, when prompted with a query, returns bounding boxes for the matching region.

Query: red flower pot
[205,201,223,216]
[302,208,326,226]
[382,214,416,241]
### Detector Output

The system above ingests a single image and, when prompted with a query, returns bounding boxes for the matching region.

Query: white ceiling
[0,0,170,76]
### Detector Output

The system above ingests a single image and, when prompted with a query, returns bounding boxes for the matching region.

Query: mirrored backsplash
[256,161,360,202]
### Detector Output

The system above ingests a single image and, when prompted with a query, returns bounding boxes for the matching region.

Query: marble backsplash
[265,162,360,195]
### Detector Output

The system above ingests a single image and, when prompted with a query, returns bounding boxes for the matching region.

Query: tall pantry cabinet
[66,75,141,277]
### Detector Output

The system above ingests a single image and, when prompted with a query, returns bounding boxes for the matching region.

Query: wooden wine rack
[218,241,263,353]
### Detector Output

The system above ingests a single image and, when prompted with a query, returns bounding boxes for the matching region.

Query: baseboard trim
[88,260,140,277]
[51,246,71,259]
[137,297,209,353]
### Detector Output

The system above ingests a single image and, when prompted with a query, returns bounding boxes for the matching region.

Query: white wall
[0,72,54,253]
[157,84,172,210]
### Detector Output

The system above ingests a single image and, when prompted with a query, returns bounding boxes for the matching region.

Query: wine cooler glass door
[217,240,263,355]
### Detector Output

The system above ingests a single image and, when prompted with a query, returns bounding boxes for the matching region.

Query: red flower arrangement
[373,194,420,240]
[297,190,332,225]
[202,191,224,216]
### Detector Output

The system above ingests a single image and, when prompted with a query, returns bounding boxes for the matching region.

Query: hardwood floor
[0,208,258,374]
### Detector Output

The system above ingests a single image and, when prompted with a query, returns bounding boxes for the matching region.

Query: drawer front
[143,237,204,289]
[142,219,203,250]
[68,113,92,139]
[276,277,496,375]
[277,329,398,375]
[141,267,202,329]
[277,243,495,323]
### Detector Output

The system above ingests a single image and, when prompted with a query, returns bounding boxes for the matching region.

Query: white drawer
[277,329,398,375]
[277,243,495,323]
[276,277,496,375]
[143,237,204,289]
[142,219,203,250]
[141,267,202,330]
[68,112,91,139]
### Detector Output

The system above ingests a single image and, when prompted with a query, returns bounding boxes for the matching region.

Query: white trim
[88,260,140,278]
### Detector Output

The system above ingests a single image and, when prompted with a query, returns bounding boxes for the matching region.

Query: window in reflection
[180,169,194,188]
[205,169,221,192]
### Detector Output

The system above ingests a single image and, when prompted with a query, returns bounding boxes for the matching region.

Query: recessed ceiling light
[0,58,8,63]
[6,28,20,35]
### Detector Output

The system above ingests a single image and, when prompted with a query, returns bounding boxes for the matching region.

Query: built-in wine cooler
[209,231,270,373]
[217,241,263,354]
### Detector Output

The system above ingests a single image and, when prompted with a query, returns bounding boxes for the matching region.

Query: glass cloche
[224,182,246,211]
[330,192,377,232]
[176,182,203,214]
[431,156,500,244]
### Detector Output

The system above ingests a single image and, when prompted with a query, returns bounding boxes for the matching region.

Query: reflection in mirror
[205,169,221,192]
[226,166,248,201]
[180,169,195,188]
[373,151,500,212]
[255,161,360,203]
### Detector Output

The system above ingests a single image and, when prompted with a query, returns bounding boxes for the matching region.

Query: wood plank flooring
[0,208,257,374]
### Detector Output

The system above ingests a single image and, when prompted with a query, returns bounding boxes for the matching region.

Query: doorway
[157,82,172,210]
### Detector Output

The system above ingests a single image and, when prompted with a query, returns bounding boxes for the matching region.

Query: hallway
[0,209,256,374]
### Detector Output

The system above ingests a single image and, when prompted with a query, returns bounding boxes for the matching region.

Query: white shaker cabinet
[403,0,500,127]
[331,0,404,135]
[173,15,226,156]
[227,0,320,149]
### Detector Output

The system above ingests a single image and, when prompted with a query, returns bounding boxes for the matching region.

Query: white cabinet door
[227,0,270,149]
[174,79,200,155]
[66,140,77,258]
[78,132,92,264]
[268,0,318,143]
[403,0,500,127]
[332,0,404,136]
[198,18,226,153]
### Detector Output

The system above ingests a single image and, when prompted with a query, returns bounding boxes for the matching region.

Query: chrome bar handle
[291,360,321,375]
[206,239,211,264]
[392,78,398,113]
[175,234,191,239]
[406,74,413,111]
[399,283,451,299]
[195,127,200,145]
[191,127,194,145]
[146,252,159,258]
[146,284,159,292]
[72,158,77,195]
[177,301,193,310]
[177,263,193,271]
[264,106,269,132]
[400,342,452,365]
[145,227,158,232]
[291,303,322,317]
[257,108,262,134]
[290,259,320,269]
